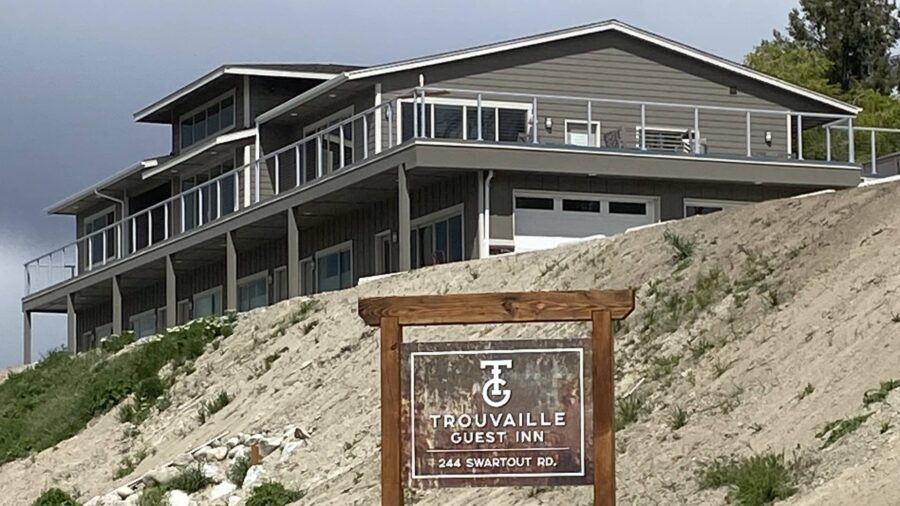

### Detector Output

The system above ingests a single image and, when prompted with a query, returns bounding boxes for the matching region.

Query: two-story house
[21,20,866,363]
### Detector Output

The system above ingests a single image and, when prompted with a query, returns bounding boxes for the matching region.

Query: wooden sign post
[358,289,634,506]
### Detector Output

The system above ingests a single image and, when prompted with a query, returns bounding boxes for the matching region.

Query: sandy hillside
[2,181,900,505]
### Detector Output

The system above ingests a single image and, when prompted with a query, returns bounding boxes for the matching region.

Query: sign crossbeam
[358,289,634,506]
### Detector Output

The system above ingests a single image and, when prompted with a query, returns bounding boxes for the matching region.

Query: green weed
[32,488,79,506]
[862,379,899,407]
[669,405,690,430]
[616,392,650,430]
[246,482,305,506]
[816,414,872,448]
[697,452,797,506]
[197,391,232,424]
[228,454,251,486]
[663,230,695,265]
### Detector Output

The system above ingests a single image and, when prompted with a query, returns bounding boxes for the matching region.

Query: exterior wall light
[544,117,553,132]
[764,131,773,146]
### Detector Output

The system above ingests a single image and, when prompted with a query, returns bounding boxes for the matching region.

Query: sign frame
[358,289,635,506]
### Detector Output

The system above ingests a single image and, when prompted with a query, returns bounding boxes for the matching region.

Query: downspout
[484,170,494,257]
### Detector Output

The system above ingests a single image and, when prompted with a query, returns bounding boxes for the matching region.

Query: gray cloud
[0,0,795,367]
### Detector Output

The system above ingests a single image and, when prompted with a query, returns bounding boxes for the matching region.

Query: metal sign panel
[401,339,593,488]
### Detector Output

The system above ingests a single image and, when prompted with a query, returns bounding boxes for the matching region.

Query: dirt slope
[3,181,900,505]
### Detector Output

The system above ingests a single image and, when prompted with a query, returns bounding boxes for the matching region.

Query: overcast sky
[0,0,798,368]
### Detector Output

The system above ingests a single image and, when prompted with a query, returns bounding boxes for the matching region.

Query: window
[411,207,464,268]
[84,207,116,268]
[177,299,191,325]
[180,93,235,149]
[515,196,554,210]
[609,202,648,215]
[95,324,113,340]
[130,310,157,339]
[375,230,392,275]
[273,266,288,303]
[684,199,745,217]
[565,121,601,147]
[156,307,167,333]
[563,199,601,213]
[400,100,529,143]
[238,272,268,312]
[193,287,222,318]
[181,157,237,231]
[300,258,315,296]
[302,107,354,179]
[316,242,352,293]
[636,127,693,152]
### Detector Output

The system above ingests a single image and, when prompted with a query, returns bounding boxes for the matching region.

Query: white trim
[134,65,338,122]
[513,189,660,219]
[142,128,256,180]
[411,203,465,228]
[193,285,223,301]
[374,229,392,275]
[564,120,602,147]
[396,96,533,142]
[83,205,116,235]
[257,20,857,124]
[46,158,162,215]
[374,83,383,154]
[683,198,746,211]
[178,90,237,150]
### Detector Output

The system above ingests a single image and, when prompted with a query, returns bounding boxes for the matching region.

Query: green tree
[787,0,900,92]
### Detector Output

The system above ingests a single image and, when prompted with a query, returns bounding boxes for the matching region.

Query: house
[21,20,867,363]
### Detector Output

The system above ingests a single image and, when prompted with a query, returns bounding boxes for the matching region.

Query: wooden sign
[403,339,592,487]
[358,289,634,506]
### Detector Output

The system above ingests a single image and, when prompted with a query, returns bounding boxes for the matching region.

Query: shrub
[669,405,689,430]
[32,488,79,506]
[197,391,232,424]
[228,454,252,486]
[862,379,899,407]
[663,230,695,264]
[137,487,165,506]
[246,482,305,506]
[816,414,872,448]
[615,392,649,431]
[0,314,234,466]
[697,453,797,506]
[167,464,214,494]
[100,331,136,354]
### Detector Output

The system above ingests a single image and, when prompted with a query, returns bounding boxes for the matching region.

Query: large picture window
[410,206,464,269]
[180,93,236,150]
[83,207,116,268]
[181,157,236,231]
[193,286,223,318]
[130,310,157,339]
[316,241,353,293]
[400,100,528,143]
[238,272,268,312]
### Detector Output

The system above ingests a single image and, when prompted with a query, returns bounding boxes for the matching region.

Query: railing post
[234,173,240,212]
[339,126,346,168]
[102,229,108,265]
[132,216,137,252]
[148,210,154,245]
[826,126,832,161]
[420,90,427,138]
[180,195,186,233]
[871,129,877,176]
[254,161,260,203]
[477,93,483,141]
[295,145,301,187]
[847,118,855,163]
[745,111,752,157]
[274,155,280,195]
[316,135,323,178]
[640,104,647,151]
[412,93,419,139]
[786,113,793,157]
[388,101,395,148]
[216,180,222,219]
[797,114,804,160]
[693,108,700,154]
[532,96,539,144]
[87,235,93,271]
[164,204,169,240]
[363,114,369,159]
[587,100,593,147]
[198,188,204,226]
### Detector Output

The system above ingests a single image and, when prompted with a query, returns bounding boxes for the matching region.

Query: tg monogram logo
[480,359,513,408]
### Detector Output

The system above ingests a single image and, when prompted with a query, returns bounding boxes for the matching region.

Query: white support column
[166,255,177,329]
[870,130,878,176]
[23,311,32,365]
[287,208,300,298]
[398,165,411,271]
[477,171,485,259]
[374,83,383,154]
[112,275,122,336]
[243,145,253,208]
[226,231,237,311]
[67,293,76,354]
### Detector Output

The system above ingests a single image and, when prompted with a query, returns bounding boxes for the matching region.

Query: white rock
[228,496,242,506]
[228,445,248,460]
[259,436,283,456]
[124,494,141,506]
[209,481,238,501]
[242,465,267,491]
[202,463,226,483]
[279,441,307,463]
[143,466,180,486]
[167,490,191,506]
[238,433,250,444]
[173,452,194,468]
[225,437,241,448]
[83,498,101,506]
[115,485,135,499]
[100,493,126,506]
[197,446,229,462]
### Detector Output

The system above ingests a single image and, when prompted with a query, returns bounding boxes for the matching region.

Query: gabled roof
[258,19,858,124]
[46,157,168,215]
[134,63,363,123]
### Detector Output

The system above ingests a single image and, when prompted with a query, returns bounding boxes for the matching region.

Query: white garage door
[513,191,658,252]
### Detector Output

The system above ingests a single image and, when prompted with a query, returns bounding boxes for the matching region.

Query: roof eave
[45,159,161,215]
[256,74,350,124]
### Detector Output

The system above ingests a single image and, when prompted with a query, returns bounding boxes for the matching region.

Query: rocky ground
[2,181,900,505]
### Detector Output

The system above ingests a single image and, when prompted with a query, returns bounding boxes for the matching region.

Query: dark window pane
[410,230,419,269]
[498,109,527,142]
[433,105,463,139]
[401,102,431,141]
[563,199,601,213]
[220,96,234,127]
[193,112,206,144]
[465,107,496,141]
[609,202,647,215]
[685,205,722,217]
[420,226,433,267]
[181,120,193,148]
[515,196,554,210]
[206,104,220,133]
[434,220,448,264]
[448,215,463,262]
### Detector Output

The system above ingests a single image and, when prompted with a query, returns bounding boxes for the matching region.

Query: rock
[242,465,267,491]
[228,496,242,506]
[173,452,194,468]
[238,433,250,444]
[259,436,283,456]
[279,441,307,463]
[83,498,101,506]
[228,445,248,460]
[167,490,191,506]
[209,481,238,501]
[99,493,126,506]
[124,495,141,506]
[225,437,241,448]
[197,446,228,462]
[143,466,180,486]
[115,485,135,499]
[202,463,226,483]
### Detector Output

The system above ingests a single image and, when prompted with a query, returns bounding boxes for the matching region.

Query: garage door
[513,191,658,252]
